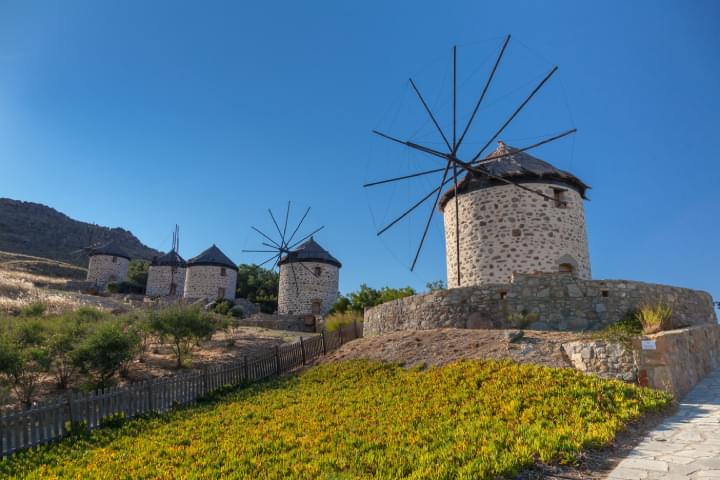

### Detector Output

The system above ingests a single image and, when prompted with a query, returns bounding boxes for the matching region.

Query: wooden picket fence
[0,321,361,458]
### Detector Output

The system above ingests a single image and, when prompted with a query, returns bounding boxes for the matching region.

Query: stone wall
[364,272,716,336]
[86,255,129,287]
[183,265,237,301]
[278,261,339,316]
[146,266,186,298]
[562,340,637,382]
[235,312,318,333]
[443,183,591,288]
[636,324,720,398]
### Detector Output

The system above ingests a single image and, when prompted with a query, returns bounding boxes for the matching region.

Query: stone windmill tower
[439,141,590,287]
[183,244,237,301]
[146,225,187,297]
[277,237,341,316]
[86,239,130,287]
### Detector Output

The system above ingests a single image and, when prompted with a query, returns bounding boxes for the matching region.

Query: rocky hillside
[0,198,161,266]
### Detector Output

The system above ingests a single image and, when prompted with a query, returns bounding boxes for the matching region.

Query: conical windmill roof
[278,237,341,268]
[187,244,237,270]
[151,250,187,267]
[440,141,589,209]
[89,239,131,260]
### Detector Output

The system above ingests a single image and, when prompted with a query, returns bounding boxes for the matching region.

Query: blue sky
[1,1,718,301]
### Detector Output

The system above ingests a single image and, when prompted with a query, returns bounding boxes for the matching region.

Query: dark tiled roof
[187,244,237,270]
[89,239,131,260]
[278,237,341,268]
[151,250,187,267]
[439,141,589,209]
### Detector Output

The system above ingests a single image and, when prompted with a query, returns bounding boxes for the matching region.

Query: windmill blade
[455,35,511,154]
[408,78,452,151]
[372,130,449,160]
[242,249,278,253]
[286,206,311,247]
[452,45,457,148]
[377,182,445,236]
[452,161,461,285]
[470,65,559,163]
[267,209,285,247]
[258,253,280,268]
[297,261,320,278]
[452,157,565,205]
[410,160,452,271]
[288,226,325,250]
[251,226,282,248]
[289,263,300,295]
[281,201,291,247]
[364,128,577,189]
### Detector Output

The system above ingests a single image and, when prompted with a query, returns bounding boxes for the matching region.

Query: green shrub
[594,312,644,347]
[150,306,216,368]
[211,299,234,316]
[20,302,47,317]
[636,303,673,334]
[72,322,139,389]
[0,331,51,408]
[324,310,363,332]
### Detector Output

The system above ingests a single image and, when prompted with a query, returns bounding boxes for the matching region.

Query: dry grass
[636,304,673,334]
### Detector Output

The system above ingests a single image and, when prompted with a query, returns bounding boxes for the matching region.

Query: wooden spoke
[409,79,452,151]
[411,160,452,271]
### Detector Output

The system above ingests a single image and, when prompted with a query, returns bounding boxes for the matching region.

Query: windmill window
[218,287,225,299]
[552,188,567,208]
[559,263,574,274]
[499,291,507,300]
[313,267,322,276]
[220,267,227,277]
[601,290,609,297]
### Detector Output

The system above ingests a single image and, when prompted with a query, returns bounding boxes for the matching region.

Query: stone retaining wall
[364,272,716,336]
[236,312,317,333]
[635,324,720,398]
[561,340,637,382]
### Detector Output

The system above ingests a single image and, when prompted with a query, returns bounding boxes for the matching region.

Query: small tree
[0,333,50,409]
[73,323,139,389]
[150,306,216,368]
[47,318,87,389]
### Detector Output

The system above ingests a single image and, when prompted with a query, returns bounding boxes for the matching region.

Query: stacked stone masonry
[86,255,129,287]
[278,261,339,316]
[562,340,637,382]
[146,266,186,298]
[443,183,591,287]
[183,265,237,301]
[364,272,716,336]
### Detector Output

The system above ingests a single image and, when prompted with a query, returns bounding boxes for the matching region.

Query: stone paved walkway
[608,368,720,479]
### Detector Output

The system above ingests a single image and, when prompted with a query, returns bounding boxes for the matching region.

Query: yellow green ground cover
[1,360,671,479]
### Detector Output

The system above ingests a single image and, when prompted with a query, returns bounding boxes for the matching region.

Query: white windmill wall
[146,266,186,297]
[86,255,129,287]
[278,261,339,315]
[183,265,237,301]
[443,182,591,288]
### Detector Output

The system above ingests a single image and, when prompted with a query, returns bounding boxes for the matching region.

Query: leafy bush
[72,322,139,389]
[149,306,216,368]
[211,299,234,316]
[593,312,644,347]
[0,326,51,408]
[0,360,671,479]
[324,310,363,332]
[332,284,417,314]
[20,301,47,317]
[636,303,673,334]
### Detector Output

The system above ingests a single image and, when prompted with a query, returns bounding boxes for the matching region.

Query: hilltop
[0,198,160,266]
